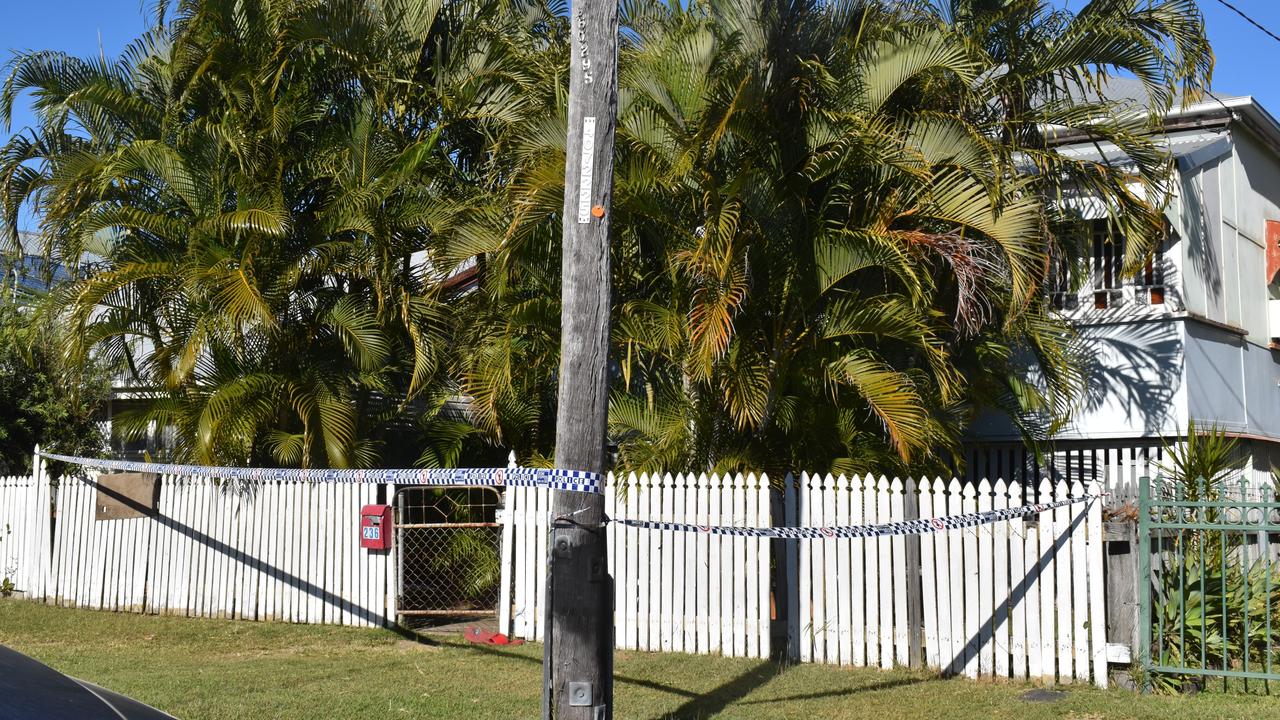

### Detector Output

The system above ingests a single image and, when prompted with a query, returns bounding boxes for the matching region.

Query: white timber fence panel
[791,474,1107,686]
[502,471,771,659]
[499,469,1108,686]
[0,452,396,628]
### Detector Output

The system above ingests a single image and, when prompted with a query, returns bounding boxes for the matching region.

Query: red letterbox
[360,504,393,550]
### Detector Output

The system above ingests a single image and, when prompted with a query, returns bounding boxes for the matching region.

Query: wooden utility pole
[546,0,619,718]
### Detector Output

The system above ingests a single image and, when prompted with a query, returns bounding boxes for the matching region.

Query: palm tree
[0,0,539,467]
[933,0,1213,271]
[462,0,1209,477]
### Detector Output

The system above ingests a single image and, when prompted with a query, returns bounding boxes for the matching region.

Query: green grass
[1,600,1275,719]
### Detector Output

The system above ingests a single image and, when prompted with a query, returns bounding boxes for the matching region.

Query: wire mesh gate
[1139,475,1280,693]
[394,486,503,627]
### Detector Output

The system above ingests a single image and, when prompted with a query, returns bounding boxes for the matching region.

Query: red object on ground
[464,627,524,646]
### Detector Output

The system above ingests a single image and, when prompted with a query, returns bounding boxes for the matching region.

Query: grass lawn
[1,600,1275,719]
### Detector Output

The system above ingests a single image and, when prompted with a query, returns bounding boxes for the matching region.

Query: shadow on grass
[655,660,786,718]
[435,634,938,717]
[733,674,933,706]
[445,639,702,699]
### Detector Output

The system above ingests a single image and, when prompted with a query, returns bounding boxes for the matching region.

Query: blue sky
[1,0,1278,228]
[4,0,1277,129]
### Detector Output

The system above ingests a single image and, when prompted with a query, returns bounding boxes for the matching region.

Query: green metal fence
[1139,475,1280,693]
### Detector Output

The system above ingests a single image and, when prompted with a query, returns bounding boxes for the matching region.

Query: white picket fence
[2,454,395,627]
[501,471,1108,686]
[0,471,53,596]
[3,451,1110,687]
[788,474,1106,686]
[501,472,774,658]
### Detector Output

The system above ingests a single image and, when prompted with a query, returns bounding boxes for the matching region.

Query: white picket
[1087,481,1108,688]
[383,484,397,626]
[946,478,965,675]
[992,479,1011,679]
[622,474,637,648]
[755,473,770,659]
[643,473,659,650]
[803,472,821,662]
[1037,477,1057,679]
[498,488,515,635]
[889,477,908,665]
[977,478,994,677]
[731,473,748,658]
[744,473,760,659]
[783,474,799,662]
[262,479,280,620]
[1021,480,1043,679]
[342,482,358,626]
[695,473,710,655]
[680,473,697,653]
[660,473,676,653]
[89,477,111,610]
[707,472,723,655]
[876,476,894,669]
[1070,479,1089,682]
[1008,481,1027,679]
[1054,480,1073,680]
[849,475,866,666]
[821,473,838,663]
[835,474,853,665]
[918,478,940,670]
[863,474,881,668]
[961,482,980,678]
[675,471,696,650]
[533,484,549,641]
[513,486,531,638]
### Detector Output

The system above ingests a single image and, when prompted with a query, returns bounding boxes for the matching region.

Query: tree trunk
[547,0,619,718]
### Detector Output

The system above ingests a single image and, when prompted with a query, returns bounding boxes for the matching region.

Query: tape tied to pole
[37,452,603,495]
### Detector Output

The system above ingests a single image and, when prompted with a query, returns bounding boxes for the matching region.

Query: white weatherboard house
[966,82,1280,499]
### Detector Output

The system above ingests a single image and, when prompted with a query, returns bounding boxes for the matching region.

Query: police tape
[610,493,1097,539]
[39,452,1095,538]
[37,452,603,495]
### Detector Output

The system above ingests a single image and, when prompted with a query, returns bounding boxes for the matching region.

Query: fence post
[784,473,800,662]
[1136,475,1153,692]
[1103,514,1139,688]
[770,480,787,657]
[497,451,517,636]
[904,477,923,668]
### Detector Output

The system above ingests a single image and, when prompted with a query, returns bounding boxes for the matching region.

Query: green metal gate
[1139,475,1280,692]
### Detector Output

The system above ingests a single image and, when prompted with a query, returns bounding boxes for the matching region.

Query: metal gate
[1139,475,1280,692]
[394,486,503,627]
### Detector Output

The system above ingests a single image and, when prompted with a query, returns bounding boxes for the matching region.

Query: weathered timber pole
[546,0,619,718]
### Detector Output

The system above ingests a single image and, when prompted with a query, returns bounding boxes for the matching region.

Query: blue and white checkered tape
[612,494,1098,539]
[38,452,602,494]
[39,452,1095,538]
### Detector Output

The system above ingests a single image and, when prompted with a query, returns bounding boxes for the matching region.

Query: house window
[1049,219,1166,310]
[1091,220,1124,309]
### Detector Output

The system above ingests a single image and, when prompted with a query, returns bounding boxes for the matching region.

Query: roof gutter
[1042,95,1280,158]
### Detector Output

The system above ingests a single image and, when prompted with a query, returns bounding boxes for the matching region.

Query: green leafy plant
[1161,420,1244,502]
[1151,551,1280,693]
